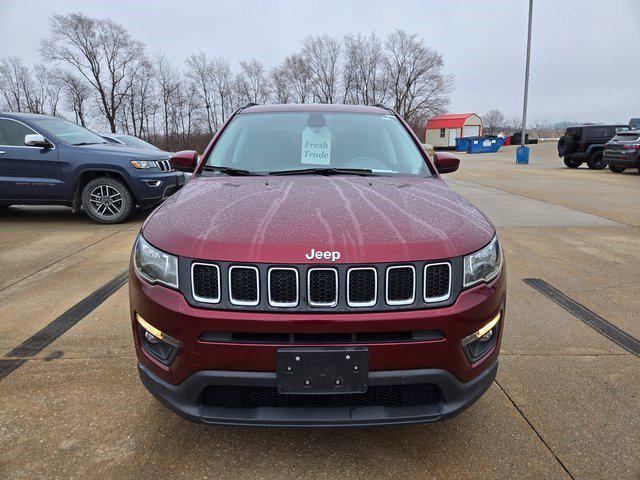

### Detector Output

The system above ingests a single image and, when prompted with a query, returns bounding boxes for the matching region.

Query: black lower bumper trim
[137,360,498,427]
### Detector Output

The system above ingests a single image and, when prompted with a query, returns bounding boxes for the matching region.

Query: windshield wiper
[201,165,260,176]
[74,141,108,146]
[268,167,375,176]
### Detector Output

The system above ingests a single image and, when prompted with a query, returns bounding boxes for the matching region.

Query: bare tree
[186,52,218,134]
[281,54,313,103]
[270,64,291,104]
[342,32,386,105]
[532,119,549,139]
[41,13,144,132]
[59,71,91,126]
[155,53,180,143]
[384,30,453,130]
[211,58,233,124]
[238,58,270,104]
[482,110,506,135]
[505,117,522,134]
[302,35,341,103]
[0,56,31,111]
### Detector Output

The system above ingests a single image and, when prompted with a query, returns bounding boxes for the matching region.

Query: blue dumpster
[467,137,502,154]
[455,137,476,152]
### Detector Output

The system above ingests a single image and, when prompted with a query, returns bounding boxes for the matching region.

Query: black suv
[604,130,640,173]
[558,124,631,169]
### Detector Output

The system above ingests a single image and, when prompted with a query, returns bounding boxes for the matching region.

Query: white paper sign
[301,127,331,165]
[482,140,492,147]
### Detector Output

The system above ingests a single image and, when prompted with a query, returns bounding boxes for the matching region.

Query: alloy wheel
[89,185,124,217]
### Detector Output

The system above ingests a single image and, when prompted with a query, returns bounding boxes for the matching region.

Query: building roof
[425,113,479,129]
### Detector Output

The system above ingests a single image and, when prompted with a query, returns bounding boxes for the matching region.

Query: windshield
[116,135,159,150]
[30,117,108,146]
[204,112,432,176]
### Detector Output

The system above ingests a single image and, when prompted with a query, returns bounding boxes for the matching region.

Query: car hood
[76,143,170,160]
[142,176,495,264]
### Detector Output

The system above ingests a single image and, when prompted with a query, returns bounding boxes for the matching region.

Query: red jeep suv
[129,104,505,427]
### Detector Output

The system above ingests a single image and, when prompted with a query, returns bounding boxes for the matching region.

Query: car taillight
[623,144,640,150]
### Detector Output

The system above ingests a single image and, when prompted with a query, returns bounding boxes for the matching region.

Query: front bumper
[132,172,185,208]
[138,359,498,427]
[130,262,505,426]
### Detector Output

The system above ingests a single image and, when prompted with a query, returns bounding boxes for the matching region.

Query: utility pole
[521,0,533,148]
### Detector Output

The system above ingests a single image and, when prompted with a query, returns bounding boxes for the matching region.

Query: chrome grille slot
[268,268,298,307]
[347,267,377,307]
[157,159,173,172]
[424,263,451,302]
[386,266,415,305]
[307,268,338,307]
[229,266,259,306]
[191,263,220,303]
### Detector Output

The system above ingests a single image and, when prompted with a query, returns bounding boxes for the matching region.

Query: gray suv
[604,131,640,174]
[558,124,630,169]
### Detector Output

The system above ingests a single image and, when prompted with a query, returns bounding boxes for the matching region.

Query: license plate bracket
[277,347,368,394]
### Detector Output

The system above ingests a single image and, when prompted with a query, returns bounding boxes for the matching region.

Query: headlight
[133,235,178,289]
[130,160,158,169]
[463,236,502,288]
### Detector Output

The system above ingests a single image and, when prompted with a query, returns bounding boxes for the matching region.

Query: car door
[0,118,61,200]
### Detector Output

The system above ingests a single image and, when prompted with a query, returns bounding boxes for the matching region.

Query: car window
[206,112,431,176]
[117,135,158,150]
[612,133,640,141]
[0,119,36,146]
[29,117,107,146]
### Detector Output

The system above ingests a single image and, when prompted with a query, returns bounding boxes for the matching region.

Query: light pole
[517,0,534,164]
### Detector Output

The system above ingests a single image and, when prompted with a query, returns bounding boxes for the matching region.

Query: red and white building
[424,113,483,148]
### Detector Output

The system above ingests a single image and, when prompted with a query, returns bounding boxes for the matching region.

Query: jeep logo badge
[305,248,341,262]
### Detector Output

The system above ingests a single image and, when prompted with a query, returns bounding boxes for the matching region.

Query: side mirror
[170,150,198,172]
[24,134,51,148]
[434,152,460,174]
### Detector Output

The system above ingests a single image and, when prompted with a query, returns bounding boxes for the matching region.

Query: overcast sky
[1,0,639,124]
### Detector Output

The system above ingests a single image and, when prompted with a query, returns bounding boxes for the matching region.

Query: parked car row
[0,113,184,223]
[557,120,639,173]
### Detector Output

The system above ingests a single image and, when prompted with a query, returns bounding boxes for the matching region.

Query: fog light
[136,313,180,364]
[461,313,500,346]
[462,312,501,362]
[144,330,160,344]
[479,329,494,343]
[136,313,180,348]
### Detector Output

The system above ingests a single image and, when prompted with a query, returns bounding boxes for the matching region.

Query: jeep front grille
[386,266,415,305]
[347,267,377,307]
[424,263,451,302]
[188,260,455,312]
[229,266,259,306]
[307,268,338,307]
[191,263,220,303]
[268,268,298,307]
[157,159,173,172]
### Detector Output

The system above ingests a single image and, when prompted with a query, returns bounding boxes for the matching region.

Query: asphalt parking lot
[0,142,638,480]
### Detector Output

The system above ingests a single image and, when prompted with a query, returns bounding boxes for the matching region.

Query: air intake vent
[307,268,338,307]
[191,263,220,303]
[229,266,259,306]
[424,263,451,302]
[386,266,415,305]
[202,383,441,409]
[347,268,377,307]
[268,268,298,307]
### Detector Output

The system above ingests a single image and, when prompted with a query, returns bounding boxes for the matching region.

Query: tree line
[0,13,454,152]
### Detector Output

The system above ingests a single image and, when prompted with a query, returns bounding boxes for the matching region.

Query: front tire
[563,157,582,168]
[587,151,606,170]
[81,177,134,224]
[608,165,625,173]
